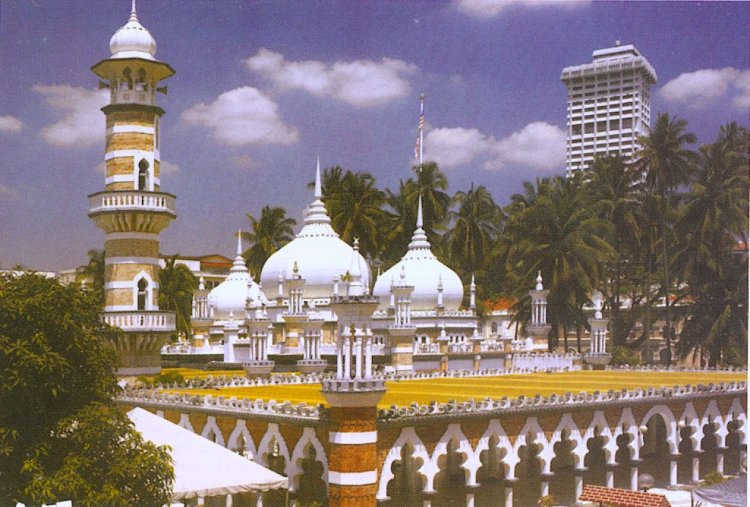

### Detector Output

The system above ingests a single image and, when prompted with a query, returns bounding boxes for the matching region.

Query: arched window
[138,159,149,190]
[137,278,148,310]
[122,67,133,90]
[491,322,498,334]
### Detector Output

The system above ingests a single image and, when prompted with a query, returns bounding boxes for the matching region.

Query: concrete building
[561,42,657,176]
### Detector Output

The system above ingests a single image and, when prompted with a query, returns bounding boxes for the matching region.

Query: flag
[414,95,424,162]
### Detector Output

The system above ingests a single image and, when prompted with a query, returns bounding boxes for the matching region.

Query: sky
[1,0,748,271]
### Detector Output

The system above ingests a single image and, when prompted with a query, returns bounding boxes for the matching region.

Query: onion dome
[260,159,370,298]
[208,233,268,319]
[109,1,157,60]
[373,195,463,310]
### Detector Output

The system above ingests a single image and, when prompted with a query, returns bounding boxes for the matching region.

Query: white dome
[209,238,268,319]
[109,4,157,60]
[259,161,370,299]
[373,198,463,310]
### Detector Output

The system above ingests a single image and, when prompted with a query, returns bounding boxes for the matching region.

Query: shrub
[610,345,642,366]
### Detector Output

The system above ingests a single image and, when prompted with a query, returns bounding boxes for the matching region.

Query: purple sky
[1,0,748,271]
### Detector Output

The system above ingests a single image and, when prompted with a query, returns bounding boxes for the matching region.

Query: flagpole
[418,94,425,171]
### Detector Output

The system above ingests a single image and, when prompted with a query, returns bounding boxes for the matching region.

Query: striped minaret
[323,257,385,506]
[88,2,176,376]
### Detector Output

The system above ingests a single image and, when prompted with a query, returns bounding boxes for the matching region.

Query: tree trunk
[659,203,672,366]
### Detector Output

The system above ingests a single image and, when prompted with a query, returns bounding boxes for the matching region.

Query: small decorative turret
[388,266,417,375]
[470,273,476,310]
[584,291,612,370]
[526,271,551,351]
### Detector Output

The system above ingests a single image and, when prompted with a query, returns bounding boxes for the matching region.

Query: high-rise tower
[561,42,657,176]
[88,2,176,375]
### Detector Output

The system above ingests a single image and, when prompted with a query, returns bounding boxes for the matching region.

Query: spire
[408,193,430,250]
[470,274,476,310]
[315,156,322,199]
[230,231,248,273]
[301,158,334,232]
[347,238,365,296]
[130,0,138,22]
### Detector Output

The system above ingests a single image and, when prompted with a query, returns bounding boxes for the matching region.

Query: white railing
[415,343,440,354]
[103,310,175,332]
[88,190,176,215]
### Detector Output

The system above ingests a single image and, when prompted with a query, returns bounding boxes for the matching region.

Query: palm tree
[634,113,697,365]
[382,179,418,267]
[324,170,390,260]
[159,255,198,342]
[499,176,612,351]
[583,155,643,346]
[675,128,748,365]
[444,183,502,276]
[242,206,297,278]
[77,249,105,304]
[407,162,451,242]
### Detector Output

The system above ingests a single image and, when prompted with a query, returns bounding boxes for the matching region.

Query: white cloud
[245,49,417,107]
[159,160,180,175]
[454,0,589,19]
[425,121,565,172]
[660,68,750,110]
[0,184,18,199]
[33,85,108,147]
[182,86,298,146]
[0,115,23,133]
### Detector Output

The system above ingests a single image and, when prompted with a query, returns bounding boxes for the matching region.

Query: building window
[138,159,149,191]
[137,278,148,310]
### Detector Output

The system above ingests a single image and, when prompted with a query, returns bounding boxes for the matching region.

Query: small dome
[209,236,268,319]
[373,196,463,310]
[260,160,370,298]
[109,3,157,60]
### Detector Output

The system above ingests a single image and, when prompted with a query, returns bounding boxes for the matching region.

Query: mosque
[91,2,583,377]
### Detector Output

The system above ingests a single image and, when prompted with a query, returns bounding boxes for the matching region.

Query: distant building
[159,253,232,290]
[561,42,657,176]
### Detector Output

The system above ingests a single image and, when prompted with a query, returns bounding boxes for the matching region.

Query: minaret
[88,2,176,376]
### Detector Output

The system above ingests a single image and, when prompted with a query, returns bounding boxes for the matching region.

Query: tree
[444,183,503,276]
[634,113,697,365]
[323,169,390,260]
[407,161,451,242]
[0,273,173,505]
[582,155,643,346]
[499,176,612,351]
[242,206,297,277]
[675,127,748,365]
[77,249,105,304]
[159,255,199,342]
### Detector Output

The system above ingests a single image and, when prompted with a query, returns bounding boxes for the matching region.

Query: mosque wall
[118,375,747,505]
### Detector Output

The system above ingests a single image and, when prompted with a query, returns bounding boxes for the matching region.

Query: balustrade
[88,190,176,214]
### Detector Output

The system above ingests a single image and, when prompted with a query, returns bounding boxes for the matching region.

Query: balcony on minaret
[88,190,176,234]
[103,310,175,332]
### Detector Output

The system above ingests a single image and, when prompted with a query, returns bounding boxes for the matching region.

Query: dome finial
[535,271,543,291]
[236,229,243,256]
[315,156,322,199]
[130,0,138,22]
[417,193,424,229]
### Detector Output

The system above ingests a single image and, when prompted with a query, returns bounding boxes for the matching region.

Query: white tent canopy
[128,408,288,500]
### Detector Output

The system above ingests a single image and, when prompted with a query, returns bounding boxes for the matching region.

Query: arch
[177,413,194,433]
[132,270,155,311]
[288,427,328,492]
[431,423,480,487]
[138,158,150,191]
[227,419,256,457]
[640,404,678,454]
[584,411,617,465]
[377,427,430,500]
[725,398,747,446]
[678,403,702,452]
[614,408,639,461]
[552,413,586,469]
[513,417,552,475]
[701,400,727,448]
[475,419,513,479]
[256,423,291,476]
[200,415,225,447]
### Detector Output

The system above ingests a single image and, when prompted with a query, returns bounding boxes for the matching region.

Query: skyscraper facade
[561,43,657,176]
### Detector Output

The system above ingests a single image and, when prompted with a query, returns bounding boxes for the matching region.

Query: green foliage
[76,249,105,304]
[610,346,642,366]
[701,471,726,486]
[137,370,185,388]
[159,255,199,342]
[0,273,173,505]
[243,205,297,278]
